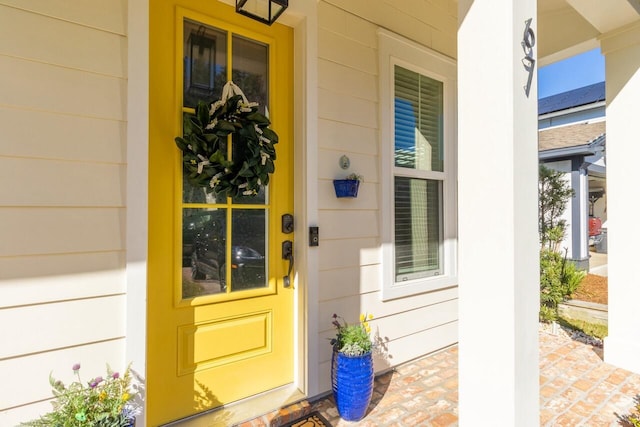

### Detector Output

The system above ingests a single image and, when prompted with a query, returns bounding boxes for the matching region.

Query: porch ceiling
[538,0,640,64]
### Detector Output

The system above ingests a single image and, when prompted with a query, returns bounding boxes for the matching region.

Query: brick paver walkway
[236,330,640,426]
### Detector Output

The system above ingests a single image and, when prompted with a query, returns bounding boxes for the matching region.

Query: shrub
[539,249,585,322]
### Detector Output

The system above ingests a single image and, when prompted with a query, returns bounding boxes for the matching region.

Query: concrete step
[558,299,608,326]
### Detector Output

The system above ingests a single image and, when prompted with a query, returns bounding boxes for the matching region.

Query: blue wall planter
[331,350,374,421]
[333,179,360,198]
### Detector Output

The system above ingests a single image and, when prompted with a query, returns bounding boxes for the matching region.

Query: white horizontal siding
[0,5,126,77]
[318,299,458,363]
[0,208,124,257]
[0,295,126,359]
[0,2,128,423]
[0,106,125,163]
[319,211,380,240]
[0,158,125,207]
[0,252,125,307]
[319,237,380,271]
[318,287,458,329]
[0,55,126,120]
[318,149,378,182]
[318,87,378,129]
[1,339,126,410]
[318,179,378,210]
[314,1,458,397]
[319,264,381,301]
[0,0,128,35]
[318,59,377,102]
[318,119,378,155]
[321,0,457,58]
[318,28,378,74]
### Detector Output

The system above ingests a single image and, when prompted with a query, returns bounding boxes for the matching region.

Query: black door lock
[282,214,294,234]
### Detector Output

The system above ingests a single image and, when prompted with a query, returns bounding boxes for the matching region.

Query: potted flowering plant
[330,313,375,421]
[21,363,139,427]
[333,173,363,198]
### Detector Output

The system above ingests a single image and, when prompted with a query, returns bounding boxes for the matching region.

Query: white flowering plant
[21,363,139,427]
[330,313,374,356]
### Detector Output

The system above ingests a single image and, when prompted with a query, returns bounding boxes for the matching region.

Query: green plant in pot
[330,313,375,421]
[21,363,140,427]
[333,172,363,198]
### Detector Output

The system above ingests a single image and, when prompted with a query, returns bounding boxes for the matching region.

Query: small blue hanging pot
[331,349,374,421]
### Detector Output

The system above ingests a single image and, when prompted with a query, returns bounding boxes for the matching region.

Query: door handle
[282,240,294,288]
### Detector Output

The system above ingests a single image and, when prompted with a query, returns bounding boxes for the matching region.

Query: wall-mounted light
[188,26,216,93]
[236,0,288,26]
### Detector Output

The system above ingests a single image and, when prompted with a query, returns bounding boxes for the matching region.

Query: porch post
[601,22,640,374]
[457,0,539,425]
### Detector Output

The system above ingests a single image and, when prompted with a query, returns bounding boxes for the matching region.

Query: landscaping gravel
[539,321,603,348]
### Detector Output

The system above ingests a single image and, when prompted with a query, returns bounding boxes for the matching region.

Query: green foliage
[629,404,640,427]
[175,82,279,199]
[345,172,364,182]
[538,164,584,322]
[21,364,138,427]
[539,249,586,322]
[539,165,574,251]
[539,305,558,322]
[331,313,373,356]
[556,317,608,340]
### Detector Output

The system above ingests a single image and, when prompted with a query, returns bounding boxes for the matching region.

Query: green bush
[539,249,585,322]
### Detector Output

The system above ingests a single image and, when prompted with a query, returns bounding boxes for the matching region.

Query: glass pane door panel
[183,208,227,298]
[183,174,228,204]
[230,209,267,291]
[232,35,269,116]
[183,20,227,109]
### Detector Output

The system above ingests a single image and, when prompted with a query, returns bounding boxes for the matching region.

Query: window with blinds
[394,66,443,172]
[393,65,444,281]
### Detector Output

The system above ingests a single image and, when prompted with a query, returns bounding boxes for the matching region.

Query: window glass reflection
[182,208,227,298]
[230,209,267,291]
[184,20,227,108]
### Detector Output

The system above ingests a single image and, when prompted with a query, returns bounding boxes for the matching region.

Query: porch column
[570,159,589,270]
[601,22,640,374]
[458,0,539,425]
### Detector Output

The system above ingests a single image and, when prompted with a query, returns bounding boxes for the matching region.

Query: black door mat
[281,411,332,427]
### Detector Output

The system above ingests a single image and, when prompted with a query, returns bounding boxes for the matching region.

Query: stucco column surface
[601,22,640,374]
[458,0,539,425]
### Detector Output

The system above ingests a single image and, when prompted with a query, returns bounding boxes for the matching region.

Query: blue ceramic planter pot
[333,179,360,198]
[331,350,374,421]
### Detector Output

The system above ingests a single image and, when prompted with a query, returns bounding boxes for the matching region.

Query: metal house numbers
[522,18,536,97]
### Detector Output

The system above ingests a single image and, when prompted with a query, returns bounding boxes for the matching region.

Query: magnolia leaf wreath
[175,81,278,198]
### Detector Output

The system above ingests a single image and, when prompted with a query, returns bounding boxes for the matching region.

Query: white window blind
[393,65,444,281]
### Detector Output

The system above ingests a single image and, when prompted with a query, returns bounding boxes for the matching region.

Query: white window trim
[379,29,458,301]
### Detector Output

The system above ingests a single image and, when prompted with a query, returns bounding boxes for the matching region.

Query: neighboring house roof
[538,82,605,115]
[539,121,605,152]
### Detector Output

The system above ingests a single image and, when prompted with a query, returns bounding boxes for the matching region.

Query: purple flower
[112,372,120,379]
[72,363,81,372]
[332,313,338,319]
[89,376,103,388]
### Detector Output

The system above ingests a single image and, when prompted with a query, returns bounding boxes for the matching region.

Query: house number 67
[522,18,536,97]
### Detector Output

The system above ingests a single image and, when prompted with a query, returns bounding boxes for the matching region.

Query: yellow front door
[148,2,294,425]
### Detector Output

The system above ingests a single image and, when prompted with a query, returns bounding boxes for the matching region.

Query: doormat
[281,411,332,427]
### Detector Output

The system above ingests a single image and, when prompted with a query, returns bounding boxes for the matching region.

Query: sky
[538,48,605,99]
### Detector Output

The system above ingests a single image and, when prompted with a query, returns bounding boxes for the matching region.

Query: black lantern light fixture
[188,26,216,94]
[236,0,288,26]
